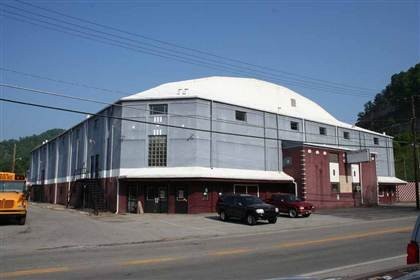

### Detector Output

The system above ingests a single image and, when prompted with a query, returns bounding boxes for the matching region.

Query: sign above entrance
[347,149,370,163]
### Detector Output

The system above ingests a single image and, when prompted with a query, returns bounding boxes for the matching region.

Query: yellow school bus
[0,172,28,225]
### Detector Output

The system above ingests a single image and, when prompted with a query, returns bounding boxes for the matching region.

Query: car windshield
[283,194,302,202]
[242,196,263,205]
[0,181,26,192]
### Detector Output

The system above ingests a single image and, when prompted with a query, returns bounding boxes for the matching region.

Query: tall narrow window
[149,104,168,115]
[95,154,100,178]
[290,121,299,131]
[94,119,99,130]
[235,110,247,122]
[291,98,296,107]
[319,127,327,135]
[373,137,379,145]
[343,131,350,140]
[148,135,167,166]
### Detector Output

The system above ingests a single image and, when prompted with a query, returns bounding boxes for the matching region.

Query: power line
[0,83,383,143]
[0,67,128,96]
[0,4,376,97]
[0,96,404,149]
[13,0,378,93]
[0,6,372,97]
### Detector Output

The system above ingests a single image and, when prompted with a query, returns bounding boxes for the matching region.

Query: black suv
[216,194,279,225]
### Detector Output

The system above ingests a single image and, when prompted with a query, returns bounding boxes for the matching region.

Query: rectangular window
[291,98,296,107]
[319,127,327,135]
[373,137,379,145]
[95,154,99,178]
[290,121,299,131]
[149,104,168,115]
[90,155,95,178]
[343,131,350,140]
[331,183,340,193]
[283,157,292,167]
[148,135,167,167]
[146,186,155,200]
[329,153,339,163]
[235,110,247,122]
[94,119,99,130]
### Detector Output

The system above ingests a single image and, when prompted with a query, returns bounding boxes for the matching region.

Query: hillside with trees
[0,129,65,176]
[356,63,420,181]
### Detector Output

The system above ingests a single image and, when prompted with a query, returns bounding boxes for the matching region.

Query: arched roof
[121,76,358,129]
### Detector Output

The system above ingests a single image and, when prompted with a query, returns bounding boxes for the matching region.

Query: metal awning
[118,167,295,182]
[377,176,407,185]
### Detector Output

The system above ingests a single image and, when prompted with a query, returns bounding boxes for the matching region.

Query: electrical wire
[13,0,379,93]
[0,67,128,96]
[0,83,384,143]
[0,96,408,149]
[0,4,376,97]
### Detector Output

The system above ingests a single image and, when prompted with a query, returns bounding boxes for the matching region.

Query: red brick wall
[283,147,304,198]
[188,183,214,214]
[299,146,377,208]
[56,182,69,205]
[361,155,378,206]
[104,177,118,213]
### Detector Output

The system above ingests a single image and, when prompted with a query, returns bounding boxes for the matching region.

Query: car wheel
[246,214,256,226]
[302,213,311,218]
[268,217,277,224]
[220,211,228,221]
[18,215,26,225]
[288,209,298,218]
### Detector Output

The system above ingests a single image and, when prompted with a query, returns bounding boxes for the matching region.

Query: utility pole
[11,143,16,173]
[411,95,419,209]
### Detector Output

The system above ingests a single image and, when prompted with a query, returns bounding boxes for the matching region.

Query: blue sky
[0,0,418,140]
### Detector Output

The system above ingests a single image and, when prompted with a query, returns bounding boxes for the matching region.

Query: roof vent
[177,88,189,95]
[291,98,296,107]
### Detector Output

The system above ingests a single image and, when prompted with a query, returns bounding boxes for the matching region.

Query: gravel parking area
[1,202,417,256]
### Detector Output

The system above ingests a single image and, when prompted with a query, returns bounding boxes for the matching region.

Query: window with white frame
[233,184,259,197]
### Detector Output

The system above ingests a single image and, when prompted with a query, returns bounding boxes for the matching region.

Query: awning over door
[119,167,295,182]
[377,176,407,185]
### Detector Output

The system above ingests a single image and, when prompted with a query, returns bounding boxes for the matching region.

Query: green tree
[0,129,65,175]
[356,63,420,181]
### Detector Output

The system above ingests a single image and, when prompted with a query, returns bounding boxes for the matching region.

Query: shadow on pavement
[315,205,419,220]
[205,215,271,226]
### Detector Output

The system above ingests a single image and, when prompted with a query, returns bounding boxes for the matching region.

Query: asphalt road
[0,208,416,280]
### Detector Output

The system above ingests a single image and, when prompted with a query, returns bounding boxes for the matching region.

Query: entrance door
[175,187,188,214]
[235,185,247,194]
[127,184,139,214]
[145,186,168,213]
[158,187,168,213]
[352,184,362,207]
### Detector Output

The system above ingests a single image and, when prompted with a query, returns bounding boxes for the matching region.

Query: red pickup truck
[265,193,314,218]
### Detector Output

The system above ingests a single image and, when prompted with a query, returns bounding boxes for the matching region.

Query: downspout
[54,139,59,204]
[210,100,213,169]
[293,181,298,199]
[263,112,266,171]
[115,178,120,214]
[302,118,306,142]
[276,115,280,172]
[336,126,339,147]
[360,162,364,205]
[67,130,72,207]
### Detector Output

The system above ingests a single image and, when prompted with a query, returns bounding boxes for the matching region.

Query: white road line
[300,255,406,276]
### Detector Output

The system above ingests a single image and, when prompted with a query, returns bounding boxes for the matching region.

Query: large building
[28,77,405,214]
